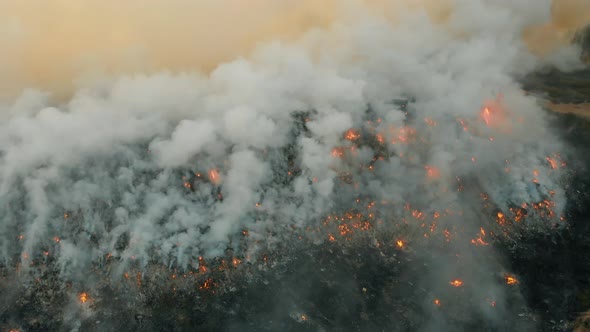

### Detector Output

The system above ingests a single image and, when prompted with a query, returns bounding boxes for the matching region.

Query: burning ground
[1,1,590,331]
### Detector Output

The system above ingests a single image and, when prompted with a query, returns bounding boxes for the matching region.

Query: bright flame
[79,292,89,303]
[449,279,463,287]
[344,129,361,141]
[471,227,489,246]
[505,274,519,285]
[208,169,221,185]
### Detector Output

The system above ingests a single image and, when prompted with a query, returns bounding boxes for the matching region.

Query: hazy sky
[0,0,588,100]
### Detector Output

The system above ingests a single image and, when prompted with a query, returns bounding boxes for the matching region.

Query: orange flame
[496,212,507,226]
[344,129,361,141]
[471,227,489,246]
[450,279,463,287]
[505,275,519,285]
[199,278,216,290]
[481,107,492,126]
[433,299,441,306]
[232,257,242,267]
[208,169,221,185]
[198,256,208,274]
[425,166,440,180]
[546,157,558,170]
[396,240,405,248]
[79,292,89,304]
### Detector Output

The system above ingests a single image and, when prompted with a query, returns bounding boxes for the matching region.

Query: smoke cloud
[0,0,588,330]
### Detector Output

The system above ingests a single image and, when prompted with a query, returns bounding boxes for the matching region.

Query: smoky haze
[0,0,589,100]
[0,0,588,330]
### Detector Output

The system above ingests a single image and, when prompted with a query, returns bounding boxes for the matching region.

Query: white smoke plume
[0,0,587,329]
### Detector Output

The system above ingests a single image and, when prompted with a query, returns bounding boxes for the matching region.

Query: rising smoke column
[0,0,586,330]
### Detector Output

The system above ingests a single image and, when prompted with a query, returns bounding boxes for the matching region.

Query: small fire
[424,117,437,127]
[450,279,464,287]
[434,299,441,306]
[78,292,89,304]
[396,240,405,248]
[198,256,208,274]
[375,133,385,144]
[331,147,345,158]
[338,224,353,236]
[481,107,492,126]
[479,96,510,131]
[199,278,215,290]
[496,212,506,226]
[505,274,519,285]
[471,227,489,246]
[344,129,361,141]
[328,234,336,242]
[232,257,242,267]
[546,156,558,169]
[208,169,221,185]
[425,166,440,180]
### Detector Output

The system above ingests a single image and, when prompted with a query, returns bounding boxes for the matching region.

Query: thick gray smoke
[0,0,582,330]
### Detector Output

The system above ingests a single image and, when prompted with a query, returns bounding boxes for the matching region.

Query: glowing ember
[505,275,519,285]
[396,240,405,248]
[328,234,336,242]
[450,279,464,287]
[79,292,89,303]
[433,299,441,306]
